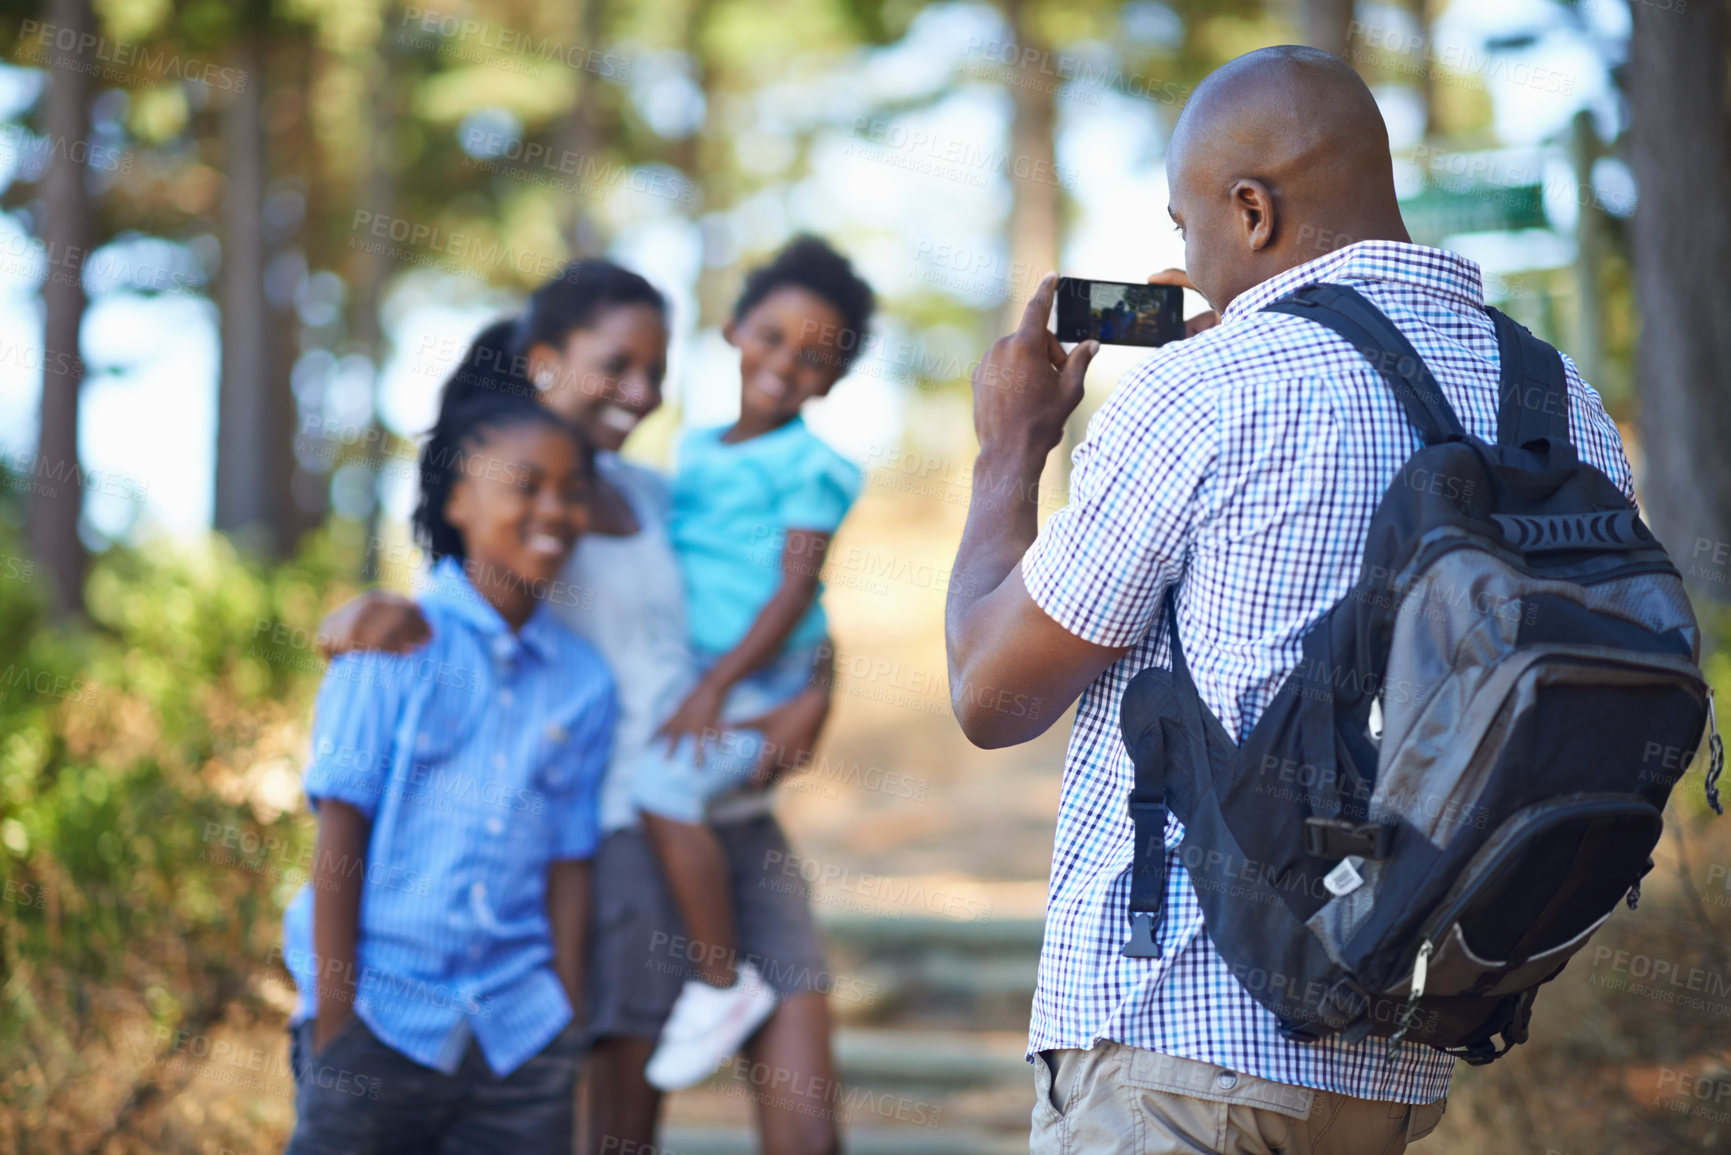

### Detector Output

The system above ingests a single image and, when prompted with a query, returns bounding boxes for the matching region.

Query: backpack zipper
[1385,938,1433,1061]
[1705,687,1723,816]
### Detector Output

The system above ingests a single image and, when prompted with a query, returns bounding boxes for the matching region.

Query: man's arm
[945,275,1126,748]
[948,270,1218,750]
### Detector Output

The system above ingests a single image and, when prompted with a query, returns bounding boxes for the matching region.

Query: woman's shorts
[584,813,833,1042]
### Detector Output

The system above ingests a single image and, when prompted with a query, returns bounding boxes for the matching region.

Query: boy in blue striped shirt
[282,392,614,1154]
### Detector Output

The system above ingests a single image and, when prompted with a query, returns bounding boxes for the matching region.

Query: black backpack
[1118,283,1722,1066]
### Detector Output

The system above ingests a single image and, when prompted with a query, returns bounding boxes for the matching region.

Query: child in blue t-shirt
[282,391,614,1155]
[638,237,875,1090]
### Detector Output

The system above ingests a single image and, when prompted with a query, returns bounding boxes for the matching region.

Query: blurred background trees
[1,0,1728,1151]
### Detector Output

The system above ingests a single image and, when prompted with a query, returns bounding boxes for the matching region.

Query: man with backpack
[946,45,1713,1153]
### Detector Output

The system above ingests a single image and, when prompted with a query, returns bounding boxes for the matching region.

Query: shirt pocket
[401,667,489,771]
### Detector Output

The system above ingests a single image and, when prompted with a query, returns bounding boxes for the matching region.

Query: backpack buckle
[1303,817,1394,860]
[1121,910,1163,959]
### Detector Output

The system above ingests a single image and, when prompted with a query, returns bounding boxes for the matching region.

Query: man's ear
[721,317,739,348]
[1230,178,1276,252]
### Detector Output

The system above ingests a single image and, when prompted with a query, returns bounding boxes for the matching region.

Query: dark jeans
[284,1017,581,1155]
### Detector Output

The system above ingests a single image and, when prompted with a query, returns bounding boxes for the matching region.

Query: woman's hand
[740,645,834,788]
[318,591,433,659]
[654,676,729,766]
[1147,268,1219,337]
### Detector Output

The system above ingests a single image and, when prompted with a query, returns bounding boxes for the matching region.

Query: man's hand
[971,273,1098,459]
[944,277,1125,749]
[1147,268,1220,338]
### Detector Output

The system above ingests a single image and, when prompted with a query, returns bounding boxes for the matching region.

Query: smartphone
[1054,277,1185,347]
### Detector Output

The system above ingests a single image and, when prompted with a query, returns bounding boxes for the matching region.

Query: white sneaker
[644,962,779,1091]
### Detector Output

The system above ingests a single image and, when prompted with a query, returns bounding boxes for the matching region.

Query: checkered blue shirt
[1020,241,1633,1103]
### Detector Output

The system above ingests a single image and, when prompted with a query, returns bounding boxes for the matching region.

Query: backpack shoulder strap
[1486,307,1572,452]
[1264,283,1465,447]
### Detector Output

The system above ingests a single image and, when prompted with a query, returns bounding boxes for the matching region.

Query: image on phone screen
[1055,278,1185,347]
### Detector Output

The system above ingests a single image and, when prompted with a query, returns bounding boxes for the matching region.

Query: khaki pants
[1031,1042,1446,1155]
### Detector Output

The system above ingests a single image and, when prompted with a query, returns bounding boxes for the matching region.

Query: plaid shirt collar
[1220,239,1486,323]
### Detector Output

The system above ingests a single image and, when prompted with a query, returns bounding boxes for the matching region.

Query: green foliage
[0,527,355,1144]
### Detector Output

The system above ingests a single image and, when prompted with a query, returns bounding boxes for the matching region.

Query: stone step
[817,912,1046,952]
[834,1027,1029,1086]
[659,1126,1026,1155]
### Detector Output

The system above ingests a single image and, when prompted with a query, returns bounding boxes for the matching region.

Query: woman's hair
[437,259,667,413]
[732,235,876,372]
[413,391,591,563]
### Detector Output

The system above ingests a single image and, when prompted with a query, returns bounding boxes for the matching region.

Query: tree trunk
[1626,0,1731,586]
[999,0,1059,338]
[559,0,605,256]
[1000,0,1066,496]
[30,0,94,619]
[214,28,287,556]
[1303,0,1356,60]
[355,8,401,580]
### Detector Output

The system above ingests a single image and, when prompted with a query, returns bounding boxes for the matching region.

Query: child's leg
[632,716,767,989]
[285,1018,456,1155]
[640,811,738,987]
[439,1027,584,1155]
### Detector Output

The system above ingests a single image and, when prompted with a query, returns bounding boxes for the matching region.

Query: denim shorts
[631,645,817,824]
[284,1016,582,1155]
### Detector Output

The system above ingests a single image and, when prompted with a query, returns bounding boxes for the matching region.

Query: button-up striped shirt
[283,557,614,1076]
[1021,241,1633,1102]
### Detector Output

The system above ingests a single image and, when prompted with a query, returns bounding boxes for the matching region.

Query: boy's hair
[438,259,667,416]
[732,235,876,372]
[413,392,592,563]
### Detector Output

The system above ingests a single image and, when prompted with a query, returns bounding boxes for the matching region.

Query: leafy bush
[0,526,361,1150]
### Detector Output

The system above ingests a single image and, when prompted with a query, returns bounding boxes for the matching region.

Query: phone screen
[1054,278,1185,347]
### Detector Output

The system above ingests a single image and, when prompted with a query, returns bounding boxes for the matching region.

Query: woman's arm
[547,858,591,1018]
[656,529,830,754]
[317,591,433,659]
[311,800,370,1052]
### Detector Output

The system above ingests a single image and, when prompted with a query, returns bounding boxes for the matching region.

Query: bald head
[1166,47,1409,312]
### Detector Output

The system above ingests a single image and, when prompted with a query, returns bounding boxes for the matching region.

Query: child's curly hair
[732,236,876,372]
